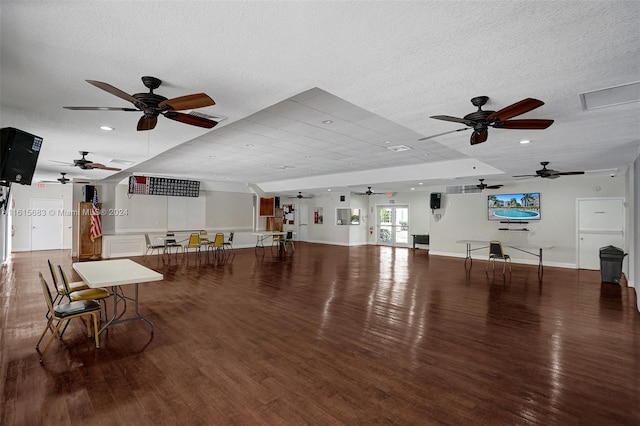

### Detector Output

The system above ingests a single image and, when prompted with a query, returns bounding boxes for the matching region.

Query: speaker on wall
[83,185,95,203]
[275,196,280,208]
[0,127,43,186]
[430,192,441,209]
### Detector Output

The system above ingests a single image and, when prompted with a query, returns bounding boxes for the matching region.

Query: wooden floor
[1,244,638,425]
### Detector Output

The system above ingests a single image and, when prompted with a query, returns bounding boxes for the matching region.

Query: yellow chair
[36,272,100,363]
[486,241,511,274]
[184,233,201,263]
[199,230,210,248]
[47,259,88,307]
[58,265,111,317]
[207,233,226,261]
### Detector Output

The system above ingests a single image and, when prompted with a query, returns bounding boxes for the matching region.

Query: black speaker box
[275,196,280,208]
[83,185,95,202]
[430,192,441,209]
[0,127,43,186]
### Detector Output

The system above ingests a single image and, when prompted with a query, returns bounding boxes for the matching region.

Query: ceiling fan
[354,187,374,196]
[52,151,122,171]
[288,191,313,199]
[57,172,70,184]
[64,76,218,131]
[420,96,554,145]
[476,179,503,190]
[40,172,90,185]
[513,161,585,179]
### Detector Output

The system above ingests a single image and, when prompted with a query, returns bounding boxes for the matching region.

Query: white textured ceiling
[1,1,639,196]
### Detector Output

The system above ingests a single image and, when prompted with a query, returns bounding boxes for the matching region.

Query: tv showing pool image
[488,192,540,221]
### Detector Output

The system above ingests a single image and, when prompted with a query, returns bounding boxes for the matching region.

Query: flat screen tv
[488,192,540,221]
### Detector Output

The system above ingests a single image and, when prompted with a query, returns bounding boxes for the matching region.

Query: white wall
[113,184,254,234]
[9,183,74,251]
[427,175,627,270]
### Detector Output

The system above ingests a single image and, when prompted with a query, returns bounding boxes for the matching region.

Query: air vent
[386,145,412,152]
[579,81,640,110]
[187,110,227,122]
[109,158,135,165]
[446,185,482,194]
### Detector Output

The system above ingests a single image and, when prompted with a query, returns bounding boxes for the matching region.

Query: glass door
[377,205,409,247]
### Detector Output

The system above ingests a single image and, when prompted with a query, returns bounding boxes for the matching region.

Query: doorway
[577,197,625,270]
[377,205,409,247]
[30,198,63,251]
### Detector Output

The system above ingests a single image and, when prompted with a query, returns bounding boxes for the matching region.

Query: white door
[377,205,410,247]
[31,199,63,251]
[297,204,308,241]
[577,198,624,270]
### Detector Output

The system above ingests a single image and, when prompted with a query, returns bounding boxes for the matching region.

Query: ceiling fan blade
[417,127,469,141]
[163,111,218,129]
[50,160,74,165]
[486,185,504,189]
[556,171,585,176]
[470,129,488,145]
[512,174,539,178]
[430,115,474,126]
[63,106,139,111]
[487,98,544,121]
[86,163,122,171]
[86,80,147,108]
[159,93,215,111]
[137,116,158,131]
[493,119,554,129]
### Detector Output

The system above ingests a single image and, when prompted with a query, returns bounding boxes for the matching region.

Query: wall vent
[446,185,481,194]
[579,81,640,110]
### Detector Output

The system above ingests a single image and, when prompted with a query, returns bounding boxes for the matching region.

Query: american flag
[89,189,102,241]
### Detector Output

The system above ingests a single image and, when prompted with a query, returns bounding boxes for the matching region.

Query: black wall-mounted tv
[488,192,540,221]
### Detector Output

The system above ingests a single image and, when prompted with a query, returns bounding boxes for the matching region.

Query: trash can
[599,245,626,284]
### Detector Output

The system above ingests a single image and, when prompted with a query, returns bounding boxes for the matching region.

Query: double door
[377,205,409,247]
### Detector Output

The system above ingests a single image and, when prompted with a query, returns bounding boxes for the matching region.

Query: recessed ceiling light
[410,187,415,191]
[322,120,333,124]
[245,143,254,147]
[327,189,332,191]
[100,126,114,131]
[383,140,391,144]
[520,140,531,144]
[418,182,424,185]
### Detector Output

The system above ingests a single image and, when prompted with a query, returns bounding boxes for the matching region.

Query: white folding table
[73,259,163,334]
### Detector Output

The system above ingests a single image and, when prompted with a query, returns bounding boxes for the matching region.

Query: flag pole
[90,237,100,260]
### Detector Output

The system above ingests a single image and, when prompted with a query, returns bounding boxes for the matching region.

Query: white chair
[145,233,165,258]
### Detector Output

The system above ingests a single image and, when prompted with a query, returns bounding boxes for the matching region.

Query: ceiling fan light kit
[427,96,554,145]
[64,76,218,131]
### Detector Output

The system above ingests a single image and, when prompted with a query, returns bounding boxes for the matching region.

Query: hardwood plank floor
[1,244,638,425]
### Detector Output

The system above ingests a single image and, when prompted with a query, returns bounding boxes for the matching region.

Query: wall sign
[128,175,200,197]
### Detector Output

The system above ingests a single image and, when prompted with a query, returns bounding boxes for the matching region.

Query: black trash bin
[599,245,626,284]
